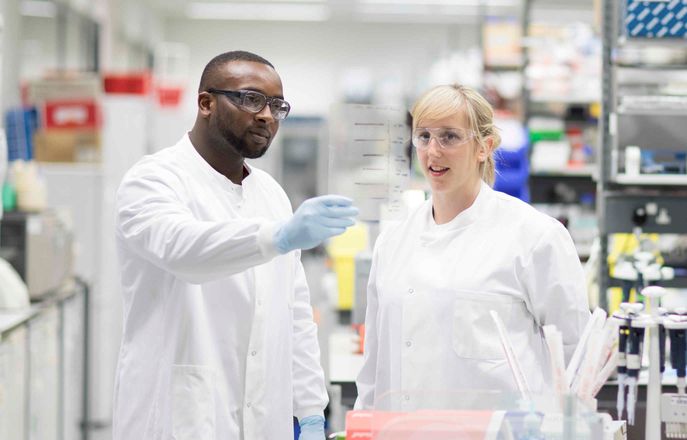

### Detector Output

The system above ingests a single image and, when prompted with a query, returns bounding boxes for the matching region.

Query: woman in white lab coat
[355,84,591,410]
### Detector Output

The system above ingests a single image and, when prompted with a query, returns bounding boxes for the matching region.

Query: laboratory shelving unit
[521,0,599,117]
[519,0,600,260]
[598,0,687,310]
[522,0,600,187]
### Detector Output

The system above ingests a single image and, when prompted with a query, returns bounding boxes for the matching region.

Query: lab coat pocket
[171,365,216,440]
[451,292,517,361]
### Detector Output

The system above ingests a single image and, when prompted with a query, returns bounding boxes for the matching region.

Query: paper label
[626,354,641,369]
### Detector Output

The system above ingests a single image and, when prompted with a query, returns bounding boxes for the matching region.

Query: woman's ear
[478,136,494,162]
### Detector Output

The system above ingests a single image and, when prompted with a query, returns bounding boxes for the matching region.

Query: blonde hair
[410,84,501,186]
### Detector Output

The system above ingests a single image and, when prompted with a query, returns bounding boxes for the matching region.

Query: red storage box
[43,99,100,130]
[103,72,152,95]
[156,85,184,107]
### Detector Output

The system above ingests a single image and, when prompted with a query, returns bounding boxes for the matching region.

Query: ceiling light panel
[187,2,331,21]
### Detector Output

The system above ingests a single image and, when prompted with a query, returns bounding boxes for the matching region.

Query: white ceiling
[143,0,526,22]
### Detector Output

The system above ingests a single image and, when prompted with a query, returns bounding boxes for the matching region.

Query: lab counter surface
[0,279,88,440]
[329,330,364,407]
[327,330,658,440]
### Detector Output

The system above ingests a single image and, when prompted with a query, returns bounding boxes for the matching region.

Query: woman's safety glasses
[207,88,291,120]
[411,127,475,150]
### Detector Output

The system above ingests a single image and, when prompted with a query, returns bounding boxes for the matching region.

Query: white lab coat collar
[181,133,253,197]
[421,181,492,247]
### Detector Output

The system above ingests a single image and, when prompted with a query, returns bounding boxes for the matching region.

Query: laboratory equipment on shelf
[493,118,529,202]
[0,210,73,299]
[611,206,675,304]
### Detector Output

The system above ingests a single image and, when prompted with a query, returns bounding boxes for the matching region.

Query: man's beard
[215,123,270,159]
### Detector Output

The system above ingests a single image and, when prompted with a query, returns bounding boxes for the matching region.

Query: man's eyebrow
[240,87,284,99]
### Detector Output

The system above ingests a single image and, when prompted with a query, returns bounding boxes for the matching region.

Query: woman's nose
[426,137,443,156]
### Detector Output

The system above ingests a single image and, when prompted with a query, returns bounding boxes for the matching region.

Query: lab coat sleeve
[115,167,280,284]
[291,250,328,420]
[354,241,382,410]
[521,220,591,363]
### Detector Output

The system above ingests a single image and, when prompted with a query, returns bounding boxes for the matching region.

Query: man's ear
[198,92,213,118]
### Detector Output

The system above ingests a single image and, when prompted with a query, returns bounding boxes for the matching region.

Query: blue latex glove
[274,195,358,254]
[298,415,326,440]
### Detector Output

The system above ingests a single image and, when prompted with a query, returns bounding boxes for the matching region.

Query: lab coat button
[405,341,412,347]
[408,288,414,294]
[246,402,252,408]
[251,350,257,356]
[403,394,410,401]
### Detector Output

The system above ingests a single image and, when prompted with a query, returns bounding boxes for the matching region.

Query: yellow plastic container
[327,223,369,310]
[606,232,662,313]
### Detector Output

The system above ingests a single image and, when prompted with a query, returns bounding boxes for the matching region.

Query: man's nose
[255,103,274,123]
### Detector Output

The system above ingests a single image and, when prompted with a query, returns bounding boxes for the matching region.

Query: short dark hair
[198,50,274,93]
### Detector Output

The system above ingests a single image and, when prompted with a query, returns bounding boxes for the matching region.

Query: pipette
[622,279,633,304]
[610,303,634,421]
[666,308,687,394]
[567,308,607,390]
[641,285,667,440]
[663,308,687,439]
[490,310,531,399]
[626,306,646,426]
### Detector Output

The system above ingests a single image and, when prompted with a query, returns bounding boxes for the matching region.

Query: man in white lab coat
[113,51,357,440]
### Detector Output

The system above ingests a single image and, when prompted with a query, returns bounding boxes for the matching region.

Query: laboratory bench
[328,330,363,408]
[0,278,88,440]
[327,329,632,439]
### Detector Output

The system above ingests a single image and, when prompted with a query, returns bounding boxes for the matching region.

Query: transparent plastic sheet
[344,390,607,440]
[328,104,410,222]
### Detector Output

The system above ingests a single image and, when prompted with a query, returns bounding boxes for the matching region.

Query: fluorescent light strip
[187,2,331,21]
[248,0,326,2]
[359,0,518,5]
[357,3,515,16]
[20,0,57,18]
[209,0,326,2]
[356,12,484,23]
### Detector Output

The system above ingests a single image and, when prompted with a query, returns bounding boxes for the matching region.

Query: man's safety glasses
[411,127,475,150]
[207,88,291,120]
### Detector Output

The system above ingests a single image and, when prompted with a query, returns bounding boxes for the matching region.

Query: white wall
[20,16,58,80]
[2,0,22,111]
[162,19,480,125]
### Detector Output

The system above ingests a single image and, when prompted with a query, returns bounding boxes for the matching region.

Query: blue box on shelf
[625,0,687,38]
[4,107,39,161]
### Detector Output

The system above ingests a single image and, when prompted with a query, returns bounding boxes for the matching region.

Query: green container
[2,182,16,212]
[529,130,564,143]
